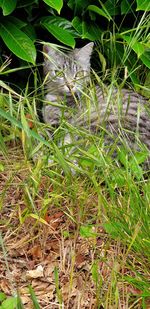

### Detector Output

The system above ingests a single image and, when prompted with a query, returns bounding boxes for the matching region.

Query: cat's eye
[75,71,84,78]
[54,70,64,78]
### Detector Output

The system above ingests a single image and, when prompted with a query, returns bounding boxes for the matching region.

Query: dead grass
[0,144,149,308]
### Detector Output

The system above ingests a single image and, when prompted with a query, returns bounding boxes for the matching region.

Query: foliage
[0,81,150,306]
[0,0,150,89]
[0,290,40,308]
[0,61,150,307]
[0,1,150,308]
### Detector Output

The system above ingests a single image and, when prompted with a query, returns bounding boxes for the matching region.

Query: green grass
[0,29,150,307]
[0,76,150,308]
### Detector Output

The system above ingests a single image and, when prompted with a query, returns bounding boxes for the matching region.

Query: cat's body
[42,43,150,162]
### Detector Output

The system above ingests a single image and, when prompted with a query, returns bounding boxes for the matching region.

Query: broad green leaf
[110,169,127,187]
[67,0,74,10]
[80,225,97,238]
[103,0,120,16]
[0,0,17,15]
[1,296,17,309]
[121,0,132,14]
[5,16,27,29]
[87,5,112,21]
[72,17,82,36]
[0,21,36,64]
[68,0,91,12]
[0,292,6,302]
[136,0,150,11]
[130,151,149,165]
[82,21,102,41]
[122,35,145,58]
[140,49,150,69]
[42,0,63,14]
[42,20,75,47]
[22,24,37,40]
[72,17,102,41]
[41,16,79,37]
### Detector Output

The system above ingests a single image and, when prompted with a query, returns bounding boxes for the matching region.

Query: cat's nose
[66,81,75,93]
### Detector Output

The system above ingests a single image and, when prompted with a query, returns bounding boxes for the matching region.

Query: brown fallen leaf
[75,253,86,268]
[0,279,11,294]
[28,245,43,259]
[26,265,44,279]
[45,211,64,223]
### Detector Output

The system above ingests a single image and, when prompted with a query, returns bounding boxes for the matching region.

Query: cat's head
[43,42,94,96]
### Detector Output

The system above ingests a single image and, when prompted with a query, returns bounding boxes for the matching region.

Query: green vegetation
[0,0,150,308]
[0,0,150,90]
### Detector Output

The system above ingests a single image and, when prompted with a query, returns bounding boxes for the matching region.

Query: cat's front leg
[42,104,62,127]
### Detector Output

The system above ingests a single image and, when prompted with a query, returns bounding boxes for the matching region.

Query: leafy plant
[0,0,149,87]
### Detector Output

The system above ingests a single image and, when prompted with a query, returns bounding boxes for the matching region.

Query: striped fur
[42,44,150,157]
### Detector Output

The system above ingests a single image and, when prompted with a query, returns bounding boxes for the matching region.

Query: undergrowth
[0,14,150,307]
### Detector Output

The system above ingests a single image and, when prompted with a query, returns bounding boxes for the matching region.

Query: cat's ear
[43,45,60,59]
[76,42,94,68]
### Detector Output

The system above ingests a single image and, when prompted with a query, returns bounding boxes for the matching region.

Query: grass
[0,31,150,309]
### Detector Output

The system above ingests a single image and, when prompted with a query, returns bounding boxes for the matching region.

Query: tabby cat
[42,43,150,165]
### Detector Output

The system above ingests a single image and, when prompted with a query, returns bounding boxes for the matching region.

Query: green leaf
[22,24,37,40]
[17,0,38,8]
[1,297,17,309]
[52,142,71,177]
[0,21,36,64]
[0,107,51,148]
[54,267,63,304]
[103,222,121,238]
[42,0,63,14]
[91,262,99,283]
[129,151,149,179]
[16,294,24,309]
[5,16,27,29]
[0,0,17,15]
[82,21,102,41]
[0,163,5,172]
[122,35,145,58]
[140,49,150,69]
[80,225,97,238]
[68,0,90,13]
[110,169,127,187]
[41,16,79,37]
[87,5,112,21]
[121,0,132,14]
[41,18,75,47]
[0,292,6,302]
[103,0,120,16]
[72,17,82,36]
[72,17,102,41]
[136,0,150,11]
[28,286,40,309]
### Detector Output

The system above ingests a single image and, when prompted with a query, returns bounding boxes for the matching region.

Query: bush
[0,0,150,90]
